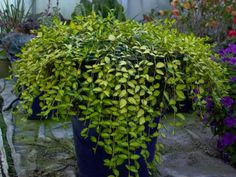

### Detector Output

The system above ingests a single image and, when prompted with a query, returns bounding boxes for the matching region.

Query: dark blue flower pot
[28,94,56,120]
[71,116,160,177]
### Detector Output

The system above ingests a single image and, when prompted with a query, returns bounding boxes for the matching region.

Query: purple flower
[205,96,214,112]
[223,116,236,128]
[230,77,236,82]
[219,44,236,57]
[217,132,236,150]
[193,88,199,94]
[222,57,236,65]
[228,58,236,65]
[220,96,234,108]
[222,58,230,62]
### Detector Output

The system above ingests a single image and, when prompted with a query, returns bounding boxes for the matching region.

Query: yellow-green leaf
[104,57,110,64]
[120,99,127,108]
[156,69,164,75]
[137,109,144,117]
[128,97,136,104]
[108,34,116,41]
[176,84,186,90]
[139,117,145,125]
[93,87,103,92]
[128,81,135,88]
[156,62,165,68]
[176,113,185,120]
[119,90,127,97]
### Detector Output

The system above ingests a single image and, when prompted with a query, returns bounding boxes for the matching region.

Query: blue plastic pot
[28,94,56,120]
[71,116,160,177]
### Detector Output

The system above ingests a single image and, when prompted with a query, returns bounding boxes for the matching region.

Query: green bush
[13,14,227,176]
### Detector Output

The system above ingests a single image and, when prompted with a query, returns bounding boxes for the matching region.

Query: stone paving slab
[11,113,77,177]
[157,116,236,177]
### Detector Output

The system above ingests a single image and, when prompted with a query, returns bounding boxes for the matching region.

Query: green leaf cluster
[13,14,227,176]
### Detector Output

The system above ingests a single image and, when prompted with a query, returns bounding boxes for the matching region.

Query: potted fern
[13,14,227,177]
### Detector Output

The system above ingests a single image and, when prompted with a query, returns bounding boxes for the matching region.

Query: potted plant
[0,47,11,78]
[13,14,227,177]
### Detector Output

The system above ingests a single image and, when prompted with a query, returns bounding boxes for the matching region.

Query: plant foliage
[13,14,227,176]
[0,0,32,34]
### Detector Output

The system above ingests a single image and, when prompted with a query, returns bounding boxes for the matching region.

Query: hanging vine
[13,14,227,177]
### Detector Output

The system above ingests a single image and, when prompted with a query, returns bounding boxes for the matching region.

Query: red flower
[228,30,236,37]
[234,15,236,24]
[172,9,180,16]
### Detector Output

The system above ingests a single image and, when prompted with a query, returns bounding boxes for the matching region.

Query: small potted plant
[0,47,11,78]
[13,14,227,177]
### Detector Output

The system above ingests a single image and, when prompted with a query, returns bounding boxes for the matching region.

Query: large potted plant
[13,14,227,177]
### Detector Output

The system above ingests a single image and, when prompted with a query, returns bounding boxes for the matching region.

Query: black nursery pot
[71,116,160,177]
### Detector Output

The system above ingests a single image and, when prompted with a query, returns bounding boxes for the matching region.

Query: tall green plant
[13,14,227,176]
[0,0,32,34]
[72,0,125,21]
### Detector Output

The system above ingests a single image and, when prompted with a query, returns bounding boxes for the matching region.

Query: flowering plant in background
[204,42,236,166]
[144,0,236,46]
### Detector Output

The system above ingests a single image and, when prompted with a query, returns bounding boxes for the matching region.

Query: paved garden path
[157,117,236,177]
[1,78,236,177]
